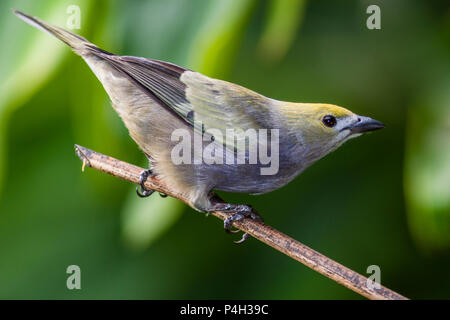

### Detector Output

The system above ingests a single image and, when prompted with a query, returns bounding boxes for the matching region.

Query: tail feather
[13,9,93,53]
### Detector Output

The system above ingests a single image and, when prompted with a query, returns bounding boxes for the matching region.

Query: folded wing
[91,50,275,151]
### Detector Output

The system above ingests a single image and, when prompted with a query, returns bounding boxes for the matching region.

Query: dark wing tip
[12,9,31,19]
[12,8,23,16]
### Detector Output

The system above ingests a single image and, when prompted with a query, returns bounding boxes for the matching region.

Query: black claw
[136,187,154,198]
[159,193,167,198]
[234,233,249,244]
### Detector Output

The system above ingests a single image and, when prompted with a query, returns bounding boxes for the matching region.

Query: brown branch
[74,144,408,300]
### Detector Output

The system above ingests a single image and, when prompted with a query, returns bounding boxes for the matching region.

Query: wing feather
[89,49,276,150]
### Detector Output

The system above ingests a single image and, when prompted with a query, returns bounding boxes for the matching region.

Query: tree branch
[74,144,408,300]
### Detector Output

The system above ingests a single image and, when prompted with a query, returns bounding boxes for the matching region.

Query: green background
[0,0,449,299]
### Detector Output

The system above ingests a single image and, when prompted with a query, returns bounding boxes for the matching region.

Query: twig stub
[74,144,408,300]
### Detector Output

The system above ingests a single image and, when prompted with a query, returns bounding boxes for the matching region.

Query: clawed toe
[212,203,263,244]
[234,233,250,244]
[136,169,155,198]
[136,187,154,198]
[224,213,245,233]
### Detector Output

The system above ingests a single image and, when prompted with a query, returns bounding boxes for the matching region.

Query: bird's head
[280,102,384,161]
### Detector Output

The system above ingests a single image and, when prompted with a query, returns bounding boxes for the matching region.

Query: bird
[14,10,384,243]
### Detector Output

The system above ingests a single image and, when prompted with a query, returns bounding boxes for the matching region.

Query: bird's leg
[136,169,155,198]
[208,201,264,244]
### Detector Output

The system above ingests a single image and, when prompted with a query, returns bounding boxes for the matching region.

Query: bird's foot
[209,203,264,244]
[136,169,155,198]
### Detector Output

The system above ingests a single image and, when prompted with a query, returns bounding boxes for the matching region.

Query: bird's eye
[322,115,337,128]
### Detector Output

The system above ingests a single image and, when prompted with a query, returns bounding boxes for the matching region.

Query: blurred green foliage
[0,0,449,299]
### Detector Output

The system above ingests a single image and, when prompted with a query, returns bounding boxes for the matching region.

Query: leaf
[187,0,256,77]
[258,0,307,63]
[404,75,450,251]
[121,191,184,251]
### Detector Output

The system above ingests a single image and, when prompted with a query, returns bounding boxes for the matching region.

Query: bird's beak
[349,116,385,133]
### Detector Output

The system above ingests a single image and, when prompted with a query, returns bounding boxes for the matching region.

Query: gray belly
[212,161,305,194]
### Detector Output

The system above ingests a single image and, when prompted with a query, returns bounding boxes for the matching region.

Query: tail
[13,9,94,53]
